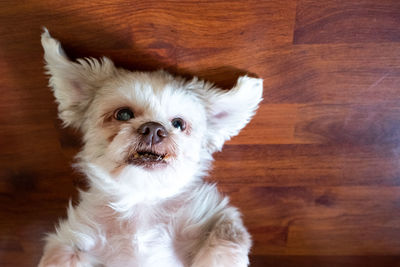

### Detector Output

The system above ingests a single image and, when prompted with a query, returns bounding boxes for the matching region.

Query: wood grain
[294,0,400,44]
[1,0,400,266]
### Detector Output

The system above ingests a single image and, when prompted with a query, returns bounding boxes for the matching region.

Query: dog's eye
[114,108,134,121]
[171,118,186,131]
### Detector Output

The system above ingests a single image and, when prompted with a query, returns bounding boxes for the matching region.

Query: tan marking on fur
[111,164,126,176]
[107,133,118,143]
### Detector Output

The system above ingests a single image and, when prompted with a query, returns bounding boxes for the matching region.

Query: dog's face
[82,71,208,177]
[41,30,263,203]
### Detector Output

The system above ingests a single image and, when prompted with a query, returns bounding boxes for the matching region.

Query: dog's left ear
[201,76,263,152]
[41,28,117,129]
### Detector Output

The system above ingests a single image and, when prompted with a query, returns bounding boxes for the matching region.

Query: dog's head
[41,29,263,204]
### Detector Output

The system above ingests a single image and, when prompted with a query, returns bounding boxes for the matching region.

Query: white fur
[39,28,262,267]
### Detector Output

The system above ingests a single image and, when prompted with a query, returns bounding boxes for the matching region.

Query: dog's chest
[97,206,184,267]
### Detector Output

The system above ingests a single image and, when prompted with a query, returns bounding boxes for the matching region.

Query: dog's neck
[80,162,202,213]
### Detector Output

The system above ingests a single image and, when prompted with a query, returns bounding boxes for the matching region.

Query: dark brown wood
[1,0,400,266]
[251,256,400,267]
[294,0,400,44]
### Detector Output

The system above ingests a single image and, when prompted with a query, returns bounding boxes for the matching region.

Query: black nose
[137,122,168,145]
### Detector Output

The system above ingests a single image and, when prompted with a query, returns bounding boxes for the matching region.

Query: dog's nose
[137,122,168,145]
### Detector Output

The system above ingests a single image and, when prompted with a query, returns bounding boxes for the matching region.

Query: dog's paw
[191,241,249,267]
[38,249,95,267]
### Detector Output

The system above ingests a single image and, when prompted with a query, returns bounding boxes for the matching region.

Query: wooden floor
[1,0,400,266]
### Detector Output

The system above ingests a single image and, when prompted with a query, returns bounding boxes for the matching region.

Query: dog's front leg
[38,236,96,267]
[190,206,252,267]
[38,204,101,267]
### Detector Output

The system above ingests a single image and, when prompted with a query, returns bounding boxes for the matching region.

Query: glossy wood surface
[1,0,400,266]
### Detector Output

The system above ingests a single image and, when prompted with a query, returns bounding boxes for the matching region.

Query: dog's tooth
[132,151,168,162]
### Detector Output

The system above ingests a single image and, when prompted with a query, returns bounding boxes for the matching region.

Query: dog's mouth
[127,150,169,167]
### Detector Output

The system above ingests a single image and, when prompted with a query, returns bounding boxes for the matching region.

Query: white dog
[38,28,263,267]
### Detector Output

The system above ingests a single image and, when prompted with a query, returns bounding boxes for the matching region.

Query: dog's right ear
[41,28,116,129]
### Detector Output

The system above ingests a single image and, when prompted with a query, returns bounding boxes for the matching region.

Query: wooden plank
[229,102,400,145]
[221,186,400,255]
[250,255,400,267]
[294,0,400,44]
[213,144,400,186]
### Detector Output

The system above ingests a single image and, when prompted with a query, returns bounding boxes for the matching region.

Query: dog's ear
[41,28,116,129]
[201,76,263,152]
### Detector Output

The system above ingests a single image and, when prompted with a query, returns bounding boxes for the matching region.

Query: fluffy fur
[38,28,263,267]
